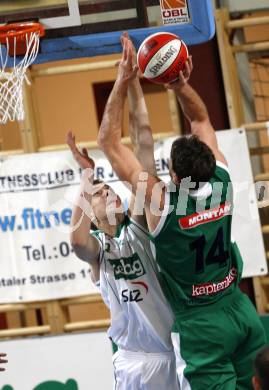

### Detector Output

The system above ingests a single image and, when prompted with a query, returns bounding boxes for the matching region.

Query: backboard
[0,0,215,65]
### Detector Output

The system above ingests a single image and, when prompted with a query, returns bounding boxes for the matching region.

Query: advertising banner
[0,129,266,303]
[159,0,190,25]
[0,332,113,390]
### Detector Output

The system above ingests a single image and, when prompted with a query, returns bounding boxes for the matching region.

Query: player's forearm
[174,83,209,124]
[97,77,144,192]
[98,79,127,150]
[174,82,219,151]
[70,193,92,246]
[90,260,100,284]
[128,79,156,175]
[128,79,151,136]
[71,201,99,262]
[70,173,99,262]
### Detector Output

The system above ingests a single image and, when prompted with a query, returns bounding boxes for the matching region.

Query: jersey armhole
[89,231,105,286]
[129,217,152,242]
[150,187,170,238]
[216,160,230,174]
[129,217,149,235]
[215,161,231,184]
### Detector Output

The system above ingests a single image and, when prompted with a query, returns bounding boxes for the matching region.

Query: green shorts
[171,289,266,390]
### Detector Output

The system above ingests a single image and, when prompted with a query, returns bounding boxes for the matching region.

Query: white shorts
[112,349,179,390]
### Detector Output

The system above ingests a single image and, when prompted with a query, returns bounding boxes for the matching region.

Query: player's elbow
[71,242,90,263]
[70,234,87,258]
[137,126,154,148]
[97,128,108,150]
[97,125,119,151]
[71,244,85,261]
[70,227,82,246]
[191,119,213,137]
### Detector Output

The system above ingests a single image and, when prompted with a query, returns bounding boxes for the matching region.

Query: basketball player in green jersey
[97,34,266,389]
[67,37,179,388]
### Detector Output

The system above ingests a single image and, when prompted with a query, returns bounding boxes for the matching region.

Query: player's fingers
[127,33,136,53]
[126,41,133,66]
[69,142,83,161]
[132,65,139,78]
[66,130,73,144]
[178,70,185,83]
[89,158,95,169]
[130,42,137,62]
[130,45,136,68]
[184,61,190,78]
[137,68,143,78]
[82,148,89,157]
[122,38,128,61]
[164,80,176,90]
[83,150,95,168]
[68,139,79,155]
[188,55,193,71]
[66,131,77,152]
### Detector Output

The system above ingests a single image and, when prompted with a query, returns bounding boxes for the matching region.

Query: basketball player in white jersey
[67,47,179,389]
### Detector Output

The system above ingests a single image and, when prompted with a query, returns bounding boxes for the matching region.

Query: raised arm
[128,77,156,176]
[168,58,227,165]
[126,35,157,226]
[97,35,164,232]
[126,34,156,176]
[67,132,100,283]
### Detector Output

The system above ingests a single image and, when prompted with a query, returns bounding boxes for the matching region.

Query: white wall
[0,332,114,390]
[218,0,269,13]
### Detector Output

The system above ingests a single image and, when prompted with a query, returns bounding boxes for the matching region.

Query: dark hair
[171,135,216,184]
[93,179,104,186]
[254,345,269,389]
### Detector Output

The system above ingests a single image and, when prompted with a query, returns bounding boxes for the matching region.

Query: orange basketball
[137,32,188,85]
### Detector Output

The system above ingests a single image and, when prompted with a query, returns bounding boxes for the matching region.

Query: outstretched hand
[165,56,193,90]
[116,34,138,85]
[67,131,95,170]
[121,31,138,66]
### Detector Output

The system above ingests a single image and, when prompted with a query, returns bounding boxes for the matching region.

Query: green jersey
[151,161,243,314]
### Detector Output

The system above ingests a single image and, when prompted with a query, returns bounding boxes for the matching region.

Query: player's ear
[170,170,180,186]
[252,375,260,390]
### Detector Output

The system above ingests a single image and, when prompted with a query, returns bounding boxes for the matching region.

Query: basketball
[137,32,188,84]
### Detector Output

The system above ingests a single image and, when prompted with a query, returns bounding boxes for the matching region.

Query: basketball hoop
[0,22,45,124]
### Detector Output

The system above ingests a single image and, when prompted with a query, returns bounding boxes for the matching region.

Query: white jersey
[93,216,174,353]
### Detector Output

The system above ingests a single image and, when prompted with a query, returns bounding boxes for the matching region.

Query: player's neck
[98,213,125,237]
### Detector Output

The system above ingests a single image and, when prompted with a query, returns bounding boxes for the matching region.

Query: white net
[0,32,40,124]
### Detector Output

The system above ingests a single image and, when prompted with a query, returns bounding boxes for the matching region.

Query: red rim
[0,22,45,44]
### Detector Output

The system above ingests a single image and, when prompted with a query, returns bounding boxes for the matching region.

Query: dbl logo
[1,379,78,390]
[161,0,187,9]
[108,253,146,280]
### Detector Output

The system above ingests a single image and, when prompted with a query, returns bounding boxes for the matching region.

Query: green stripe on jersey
[153,164,243,313]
